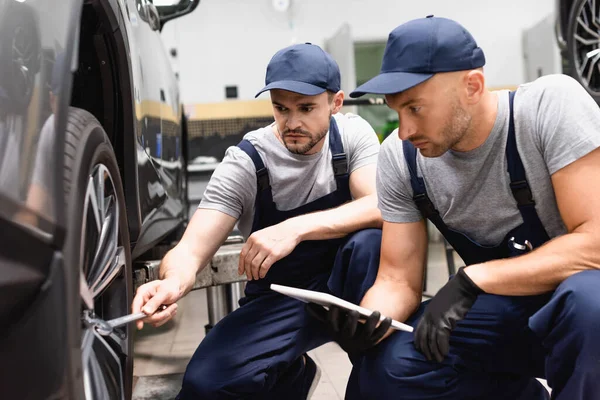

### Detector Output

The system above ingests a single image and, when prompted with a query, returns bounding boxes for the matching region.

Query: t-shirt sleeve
[198,146,256,220]
[343,114,380,173]
[530,75,600,174]
[376,134,422,223]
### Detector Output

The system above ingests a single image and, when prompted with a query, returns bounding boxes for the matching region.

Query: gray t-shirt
[200,112,380,238]
[377,74,600,246]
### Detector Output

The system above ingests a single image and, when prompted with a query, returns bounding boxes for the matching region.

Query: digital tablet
[270,283,414,333]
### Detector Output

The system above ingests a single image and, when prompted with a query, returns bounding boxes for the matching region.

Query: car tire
[566,0,600,103]
[62,107,134,400]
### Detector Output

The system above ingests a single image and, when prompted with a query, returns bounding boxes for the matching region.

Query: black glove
[415,267,483,362]
[306,303,392,356]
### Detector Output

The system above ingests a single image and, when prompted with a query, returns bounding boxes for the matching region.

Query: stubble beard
[425,100,472,157]
[282,128,328,155]
[280,113,332,155]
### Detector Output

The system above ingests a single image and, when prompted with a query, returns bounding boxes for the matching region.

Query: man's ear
[332,90,345,113]
[464,70,485,105]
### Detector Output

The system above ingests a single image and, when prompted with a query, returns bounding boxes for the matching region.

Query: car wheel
[63,108,134,400]
[567,0,600,102]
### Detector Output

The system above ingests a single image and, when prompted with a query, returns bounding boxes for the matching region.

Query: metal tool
[87,305,168,336]
[509,237,533,252]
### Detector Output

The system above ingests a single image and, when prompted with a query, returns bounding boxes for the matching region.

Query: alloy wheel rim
[79,164,129,400]
[573,0,600,95]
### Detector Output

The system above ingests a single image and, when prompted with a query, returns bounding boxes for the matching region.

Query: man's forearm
[360,276,422,340]
[158,209,238,296]
[159,241,206,296]
[467,227,600,295]
[288,194,382,241]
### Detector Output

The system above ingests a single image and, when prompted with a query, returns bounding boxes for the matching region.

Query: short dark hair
[327,90,336,103]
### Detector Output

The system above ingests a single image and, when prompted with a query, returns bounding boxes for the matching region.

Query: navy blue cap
[255,43,341,98]
[350,16,485,98]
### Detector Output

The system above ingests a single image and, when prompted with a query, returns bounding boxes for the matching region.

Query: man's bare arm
[467,147,600,295]
[159,208,237,296]
[132,208,237,328]
[238,163,383,280]
[360,219,428,339]
[286,164,382,241]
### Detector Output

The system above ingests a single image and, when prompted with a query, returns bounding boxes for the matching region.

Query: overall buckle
[510,180,535,206]
[256,167,270,191]
[332,153,348,176]
[413,193,438,218]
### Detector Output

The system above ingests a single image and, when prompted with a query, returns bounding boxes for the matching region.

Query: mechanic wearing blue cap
[133,43,387,399]
[312,15,600,399]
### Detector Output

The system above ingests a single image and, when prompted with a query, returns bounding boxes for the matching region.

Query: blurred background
[160,0,564,176]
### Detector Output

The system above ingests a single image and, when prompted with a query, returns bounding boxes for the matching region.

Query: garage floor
[131,242,550,399]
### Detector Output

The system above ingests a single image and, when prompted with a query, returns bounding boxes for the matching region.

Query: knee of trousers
[344,228,382,255]
[553,270,600,335]
[341,228,382,274]
[329,228,382,302]
[354,341,458,398]
[531,270,600,355]
[180,356,268,399]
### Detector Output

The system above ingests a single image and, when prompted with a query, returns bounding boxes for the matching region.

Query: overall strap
[328,116,349,192]
[237,139,274,232]
[238,139,270,192]
[506,91,534,208]
[505,90,551,248]
[401,140,448,233]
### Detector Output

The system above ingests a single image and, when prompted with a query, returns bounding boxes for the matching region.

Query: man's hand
[131,277,184,330]
[306,303,392,356]
[414,267,483,362]
[238,220,302,280]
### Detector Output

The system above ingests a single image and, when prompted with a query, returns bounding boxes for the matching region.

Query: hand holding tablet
[270,283,414,333]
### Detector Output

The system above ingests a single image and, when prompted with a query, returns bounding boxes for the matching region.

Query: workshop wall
[161,0,558,104]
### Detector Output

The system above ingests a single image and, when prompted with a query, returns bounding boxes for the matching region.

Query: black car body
[555,0,600,102]
[0,0,198,398]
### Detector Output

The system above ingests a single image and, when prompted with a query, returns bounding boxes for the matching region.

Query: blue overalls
[177,117,382,400]
[346,92,600,399]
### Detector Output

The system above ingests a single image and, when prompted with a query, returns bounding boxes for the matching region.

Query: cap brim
[255,80,326,98]
[349,72,434,98]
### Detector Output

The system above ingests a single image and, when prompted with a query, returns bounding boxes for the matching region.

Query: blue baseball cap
[350,16,485,98]
[255,43,341,98]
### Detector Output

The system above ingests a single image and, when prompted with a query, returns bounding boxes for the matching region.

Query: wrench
[89,305,168,336]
